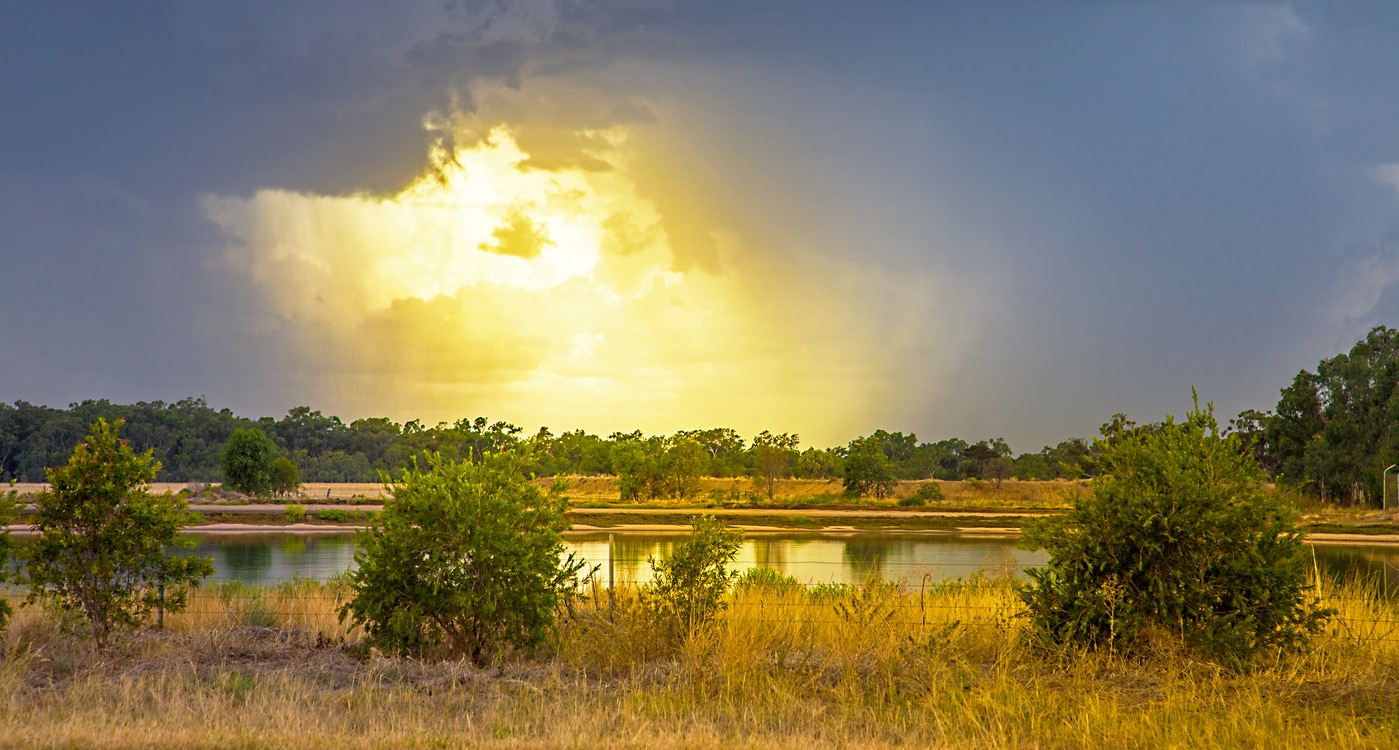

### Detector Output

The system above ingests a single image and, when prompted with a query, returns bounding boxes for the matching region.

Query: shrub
[0,489,17,630]
[1020,394,1331,666]
[339,452,586,664]
[645,516,742,640]
[22,419,213,648]
[314,509,353,522]
[734,566,802,595]
[284,504,306,523]
[899,482,945,506]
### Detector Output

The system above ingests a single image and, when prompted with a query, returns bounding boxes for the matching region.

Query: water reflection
[179,533,357,585]
[1311,544,1399,597]
[174,532,1399,594]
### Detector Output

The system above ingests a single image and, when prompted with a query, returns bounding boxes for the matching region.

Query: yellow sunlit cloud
[205,125,921,444]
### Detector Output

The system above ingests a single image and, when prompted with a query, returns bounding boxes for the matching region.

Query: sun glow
[205,125,896,441]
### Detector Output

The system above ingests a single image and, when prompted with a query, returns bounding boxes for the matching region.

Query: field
[2,575,1398,748]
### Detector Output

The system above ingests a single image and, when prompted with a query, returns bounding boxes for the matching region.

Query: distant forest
[2,326,1395,504]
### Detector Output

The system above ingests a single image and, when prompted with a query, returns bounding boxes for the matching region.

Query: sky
[2,1,1398,451]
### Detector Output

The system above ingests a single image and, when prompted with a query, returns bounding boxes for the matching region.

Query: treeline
[2,326,1395,504]
[0,400,1092,488]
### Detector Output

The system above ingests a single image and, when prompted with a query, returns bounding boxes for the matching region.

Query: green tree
[843,435,896,499]
[1020,395,1330,665]
[751,431,799,502]
[269,455,301,497]
[220,427,278,495]
[983,456,1014,488]
[646,515,743,640]
[22,419,212,648]
[339,451,586,664]
[1267,326,1399,504]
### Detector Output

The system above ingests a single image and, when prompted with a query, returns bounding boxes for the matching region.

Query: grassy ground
[2,575,1397,748]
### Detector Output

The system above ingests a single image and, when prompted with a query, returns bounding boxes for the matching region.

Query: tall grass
[1,574,1397,748]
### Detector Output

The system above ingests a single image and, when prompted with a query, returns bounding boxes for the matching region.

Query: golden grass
[1,576,1397,748]
[557,476,1081,509]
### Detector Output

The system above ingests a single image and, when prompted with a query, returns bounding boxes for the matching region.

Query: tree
[1020,394,1330,665]
[843,435,896,500]
[269,456,301,497]
[751,431,799,501]
[22,419,212,648]
[1267,326,1399,504]
[983,456,1014,488]
[220,427,278,495]
[338,451,586,664]
[646,515,743,640]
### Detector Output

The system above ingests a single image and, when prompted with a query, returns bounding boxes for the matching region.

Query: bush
[1020,394,1331,665]
[734,565,802,594]
[314,509,353,522]
[220,428,278,496]
[22,419,213,648]
[339,452,586,664]
[284,504,306,523]
[645,516,742,640]
[0,489,17,631]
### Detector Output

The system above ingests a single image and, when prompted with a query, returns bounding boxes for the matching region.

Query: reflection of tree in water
[1312,546,1399,597]
[752,539,787,570]
[282,536,307,556]
[610,537,675,584]
[843,538,888,582]
[218,539,273,581]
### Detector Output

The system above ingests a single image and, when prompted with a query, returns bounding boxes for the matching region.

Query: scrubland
[2,574,1397,749]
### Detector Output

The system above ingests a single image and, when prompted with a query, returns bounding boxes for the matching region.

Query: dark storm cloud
[2,1,1399,449]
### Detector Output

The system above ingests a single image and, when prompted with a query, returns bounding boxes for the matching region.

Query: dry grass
[2,576,1397,748]
[558,476,1081,509]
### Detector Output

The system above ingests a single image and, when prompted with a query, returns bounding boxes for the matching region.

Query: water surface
[181,531,1399,594]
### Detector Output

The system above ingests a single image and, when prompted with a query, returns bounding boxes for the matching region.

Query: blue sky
[2,1,1397,450]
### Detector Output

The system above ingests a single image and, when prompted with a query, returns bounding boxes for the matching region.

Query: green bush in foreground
[340,452,586,664]
[22,418,212,648]
[1021,393,1330,665]
[646,516,743,639]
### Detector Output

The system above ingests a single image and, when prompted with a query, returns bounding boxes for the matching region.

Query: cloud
[479,208,555,258]
[1222,3,1310,70]
[204,122,943,443]
[1371,163,1399,199]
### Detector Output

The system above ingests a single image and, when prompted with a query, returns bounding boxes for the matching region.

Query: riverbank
[1,577,1395,748]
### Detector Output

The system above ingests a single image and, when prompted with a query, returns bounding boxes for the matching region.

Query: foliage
[734,565,802,594]
[645,515,743,638]
[285,504,306,523]
[21,418,213,648]
[220,427,278,496]
[1020,394,1331,666]
[339,451,586,664]
[612,433,708,501]
[0,489,17,630]
[843,436,897,499]
[750,431,799,501]
[269,456,301,497]
[983,456,1014,488]
[898,482,944,506]
[1265,326,1399,504]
